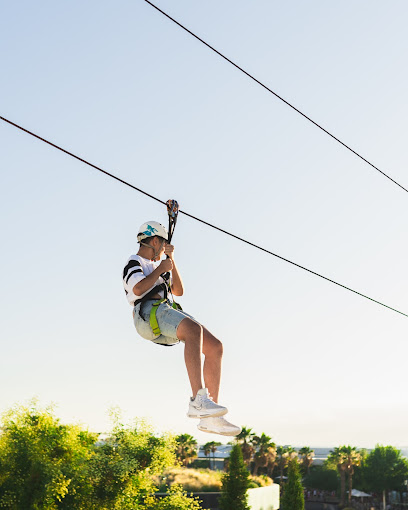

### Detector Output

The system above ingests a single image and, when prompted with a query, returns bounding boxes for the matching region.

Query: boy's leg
[198,329,241,436]
[176,319,223,401]
[176,315,239,435]
[176,317,204,397]
[202,327,223,403]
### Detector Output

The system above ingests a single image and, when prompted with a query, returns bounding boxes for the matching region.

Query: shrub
[154,467,222,492]
[145,484,203,510]
[0,402,177,510]
[304,465,338,491]
[250,475,273,488]
[0,401,97,509]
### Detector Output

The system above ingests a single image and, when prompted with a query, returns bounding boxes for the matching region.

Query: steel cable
[1,114,406,318]
[143,0,408,195]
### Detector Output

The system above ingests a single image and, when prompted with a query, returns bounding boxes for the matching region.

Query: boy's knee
[213,338,223,357]
[203,336,223,357]
[177,318,202,342]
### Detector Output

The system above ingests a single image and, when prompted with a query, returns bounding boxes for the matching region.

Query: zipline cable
[143,0,408,196]
[1,114,407,318]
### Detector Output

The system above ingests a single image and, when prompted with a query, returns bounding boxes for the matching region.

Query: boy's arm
[165,244,184,297]
[133,259,173,296]
[170,259,184,296]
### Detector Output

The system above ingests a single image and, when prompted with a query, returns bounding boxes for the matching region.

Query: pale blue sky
[1,0,408,447]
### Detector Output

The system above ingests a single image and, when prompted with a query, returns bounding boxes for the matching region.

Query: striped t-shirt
[122,255,167,306]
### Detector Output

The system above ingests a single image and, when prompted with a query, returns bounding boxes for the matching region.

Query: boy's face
[153,236,167,260]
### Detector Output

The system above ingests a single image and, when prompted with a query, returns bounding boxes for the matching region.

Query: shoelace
[197,393,214,405]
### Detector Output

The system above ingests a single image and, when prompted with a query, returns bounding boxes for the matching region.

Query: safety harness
[135,199,181,342]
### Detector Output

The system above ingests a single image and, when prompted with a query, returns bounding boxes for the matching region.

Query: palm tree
[327,447,347,507]
[252,433,276,476]
[277,446,297,484]
[327,445,361,507]
[235,426,255,468]
[204,441,222,470]
[175,433,198,467]
[299,446,315,475]
[266,446,278,478]
[343,446,362,506]
[203,442,212,468]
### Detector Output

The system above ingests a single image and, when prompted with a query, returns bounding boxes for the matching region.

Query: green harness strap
[149,299,182,336]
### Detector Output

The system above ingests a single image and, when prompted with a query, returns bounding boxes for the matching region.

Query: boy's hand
[159,258,173,273]
[164,244,175,260]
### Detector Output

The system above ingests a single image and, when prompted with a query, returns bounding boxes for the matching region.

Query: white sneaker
[187,388,228,419]
[197,416,242,436]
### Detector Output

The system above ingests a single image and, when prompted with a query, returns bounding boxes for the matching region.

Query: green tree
[280,460,305,510]
[0,402,178,510]
[219,444,250,510]
[175,434,198,467]
[235,427,255,468]
[0,401,98,510]
[363,445,408,510]
[304,465,338,492]
[88,414,176,509]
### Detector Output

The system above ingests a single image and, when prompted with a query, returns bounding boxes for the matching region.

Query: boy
[122,220,241,436]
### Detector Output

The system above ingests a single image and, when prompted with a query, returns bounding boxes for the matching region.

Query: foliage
[144,484,203,510]
[235,427,255,468]
[0,401,98,510]
[9,410,408,510]
[0,402,177,510]
[249,474,273,488]
[298,447,315,475]
[153,467,272,493]
[252,433,276,476]
[327,445,361,507]
[190,459,210,469]
[175,434,198,467]
[280,460,305,510]
[86,413,177,509]
[364,445,408,493]
[276,446,297,483]
[219,444,250,510]
[153,467,222,493]
[303,465,338,491]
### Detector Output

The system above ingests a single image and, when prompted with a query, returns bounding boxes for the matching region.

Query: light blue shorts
[133,299,198,346]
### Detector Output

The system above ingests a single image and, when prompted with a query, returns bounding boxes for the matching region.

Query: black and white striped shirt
[122,255,167,306]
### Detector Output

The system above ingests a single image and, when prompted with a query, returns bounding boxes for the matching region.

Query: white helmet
[137,221,168,243]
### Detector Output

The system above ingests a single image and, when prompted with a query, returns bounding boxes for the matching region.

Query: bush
[145,484,203,510]
[304,465,338,491]
[154,467,222,492]
[0,402,178,510]
[250,475,273,488]
[190,459,211,469]
[0,401,98,509]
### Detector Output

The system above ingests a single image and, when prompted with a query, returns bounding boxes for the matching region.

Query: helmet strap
[140,239,166,261]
